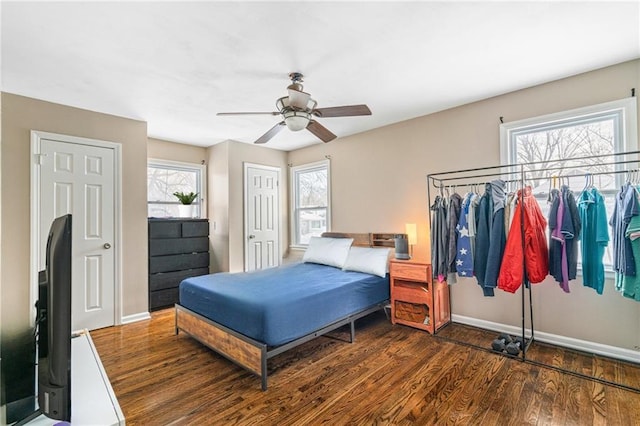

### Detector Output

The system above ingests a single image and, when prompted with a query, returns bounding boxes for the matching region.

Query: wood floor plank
[90,309,640,425]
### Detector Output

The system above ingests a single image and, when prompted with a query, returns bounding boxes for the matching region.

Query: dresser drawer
[149,221,182,238]
[182,221,209,237]
[149,252,210,273]
[150,287,179,310]
[149,219,209,239]
[390,262,430,282]
[149,267,210,291]
[149,237,209,256]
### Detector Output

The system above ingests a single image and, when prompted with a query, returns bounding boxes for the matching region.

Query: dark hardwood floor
[438,322,640,391]
[91,309,640,425]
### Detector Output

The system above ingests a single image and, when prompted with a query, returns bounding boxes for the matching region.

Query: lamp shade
[405,223,417,246]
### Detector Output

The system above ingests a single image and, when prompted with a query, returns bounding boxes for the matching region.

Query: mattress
[179,262,389,346]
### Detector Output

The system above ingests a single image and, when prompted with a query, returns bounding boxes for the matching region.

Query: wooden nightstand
[389,259,451,334]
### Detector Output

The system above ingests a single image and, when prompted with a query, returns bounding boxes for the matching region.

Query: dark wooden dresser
[148,218,210,311]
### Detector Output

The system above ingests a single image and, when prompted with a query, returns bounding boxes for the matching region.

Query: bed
[174,232,392,390]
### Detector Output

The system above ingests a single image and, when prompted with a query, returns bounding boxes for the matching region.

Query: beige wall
[207,140,289,273]
[0,93,149,338]
[288,59,640,350]
[207,141,230,272]
[148,137,207,164]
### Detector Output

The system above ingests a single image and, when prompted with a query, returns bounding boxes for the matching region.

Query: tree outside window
[147,160,206,218]
[502,98,638,270]
[291,160,331,246]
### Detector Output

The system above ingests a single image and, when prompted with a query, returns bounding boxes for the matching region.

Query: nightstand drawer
[390,262,430,282]
[393,285,429,304]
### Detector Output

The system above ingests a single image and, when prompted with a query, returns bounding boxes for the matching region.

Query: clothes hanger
[547,175,558,203]
[580,173,596,203]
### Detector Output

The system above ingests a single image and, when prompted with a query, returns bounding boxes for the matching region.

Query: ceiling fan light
[284,114,309,131]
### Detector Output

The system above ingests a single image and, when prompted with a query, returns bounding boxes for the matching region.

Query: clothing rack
[426,150,640,392]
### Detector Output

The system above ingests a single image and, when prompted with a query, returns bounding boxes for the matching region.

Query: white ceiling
[2,1,639,151]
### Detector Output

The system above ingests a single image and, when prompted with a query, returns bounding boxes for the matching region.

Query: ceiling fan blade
[307,120,337,143]
[255,121,286,144]
[288,88,311,109]
[217,112,280,116]
[312,104,371,118]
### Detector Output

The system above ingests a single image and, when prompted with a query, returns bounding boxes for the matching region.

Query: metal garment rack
[426,150,640,392]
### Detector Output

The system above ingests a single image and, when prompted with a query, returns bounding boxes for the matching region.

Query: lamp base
[394,236,410,260]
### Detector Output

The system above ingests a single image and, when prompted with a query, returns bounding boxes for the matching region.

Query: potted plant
[173,191,199,218]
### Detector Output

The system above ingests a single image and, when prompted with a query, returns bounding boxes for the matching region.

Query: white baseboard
[451,314,640,364]
[121,311,151,325]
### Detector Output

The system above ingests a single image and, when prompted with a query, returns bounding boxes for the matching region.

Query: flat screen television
[36,214,72,421]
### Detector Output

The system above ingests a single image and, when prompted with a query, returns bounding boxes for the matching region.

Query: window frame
[290,159,331,248]
[147,158,207,219]
[499,97,638,274]
[500,97,638,168]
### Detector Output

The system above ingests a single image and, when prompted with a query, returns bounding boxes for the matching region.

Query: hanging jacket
[483,179,507,290]
[467,193,480,258]
[446,193,463,283]
[562,185,582,281]
[497,186,549,293]
[548,188,562,283]
[456,193,474,278]
[578,188,609,294]
[621,183,639,277]
[610,183,639,282]
[549,185,581,292]
[550,187,571,291]
[622,212,640,300]
[430,195,448,282]
[474,184,494,296]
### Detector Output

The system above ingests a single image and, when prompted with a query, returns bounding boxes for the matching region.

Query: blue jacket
[483,180,507,291]
[455,193,474,278]
[474,183,495,297]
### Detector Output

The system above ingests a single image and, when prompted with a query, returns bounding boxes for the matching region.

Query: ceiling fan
[217,72,371,144]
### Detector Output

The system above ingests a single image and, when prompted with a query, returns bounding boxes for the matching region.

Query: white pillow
[302,237,354,269]
[342,246,391,278]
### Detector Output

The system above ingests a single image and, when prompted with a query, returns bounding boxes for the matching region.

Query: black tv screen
[37,214,72,421]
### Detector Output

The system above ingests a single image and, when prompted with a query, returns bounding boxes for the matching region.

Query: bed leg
[261,349,268,391]
[350,320,355,343]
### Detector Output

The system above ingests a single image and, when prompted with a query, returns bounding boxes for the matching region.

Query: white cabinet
[28,331,124,425]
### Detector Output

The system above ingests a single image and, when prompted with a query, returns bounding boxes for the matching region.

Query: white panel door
[245,164,280,272]
[40,139,115,331]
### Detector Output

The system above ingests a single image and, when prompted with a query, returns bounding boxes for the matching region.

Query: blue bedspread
[179,262,389,346]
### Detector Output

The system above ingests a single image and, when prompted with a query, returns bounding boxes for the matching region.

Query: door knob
[104,243,112,249]
[248,235,255,239]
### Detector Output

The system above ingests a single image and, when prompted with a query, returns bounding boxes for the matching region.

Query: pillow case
[342,246,391,278]
[302,237,354,269]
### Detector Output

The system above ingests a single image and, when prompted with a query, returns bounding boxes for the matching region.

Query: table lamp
[405,223,417,258]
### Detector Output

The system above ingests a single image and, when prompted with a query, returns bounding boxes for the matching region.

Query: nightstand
[389,259,450,334]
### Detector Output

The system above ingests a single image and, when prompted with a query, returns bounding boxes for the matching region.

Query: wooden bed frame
[174,232,395,390]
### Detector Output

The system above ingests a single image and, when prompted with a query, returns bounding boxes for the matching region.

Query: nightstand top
[390,258,430,267]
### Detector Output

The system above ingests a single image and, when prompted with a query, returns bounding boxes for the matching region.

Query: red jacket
[498,187,549,293]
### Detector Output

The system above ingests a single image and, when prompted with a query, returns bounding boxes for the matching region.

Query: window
[501,97,638,269]
[291,160,331,246]
[147,159,206,218]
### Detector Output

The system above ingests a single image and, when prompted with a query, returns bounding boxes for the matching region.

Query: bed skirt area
[174,301,388,390]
